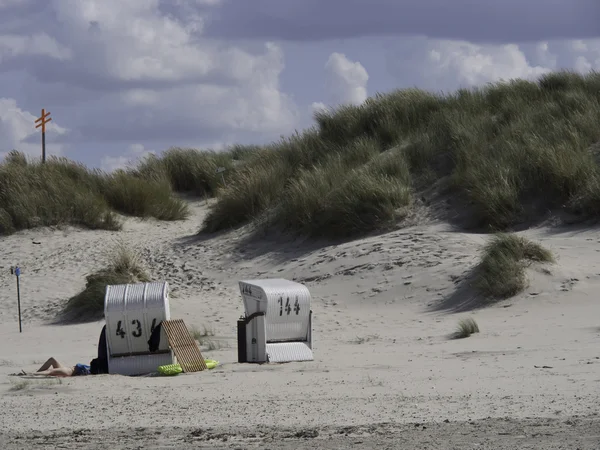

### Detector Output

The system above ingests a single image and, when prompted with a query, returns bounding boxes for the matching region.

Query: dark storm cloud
[204,0,600,43]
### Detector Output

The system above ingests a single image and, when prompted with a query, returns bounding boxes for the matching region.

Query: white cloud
[78,43,297,142]
[324,52,369,106]
[101,138,236,172]
[385,37,600,92]
[570,40,589,52]
[0,33,72,61]
[574,56,593,73]
[100,143,155,172]
[0,0,299,147]
[310,101,328,115]
[40,0,277,90]
[533,42,557,68]
[569,38,600,70]
[0,98,68,160]
[426,41,551,86]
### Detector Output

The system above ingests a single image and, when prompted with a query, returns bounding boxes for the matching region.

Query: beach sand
[1,200,599,449]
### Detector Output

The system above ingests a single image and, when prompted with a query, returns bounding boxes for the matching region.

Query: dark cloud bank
[204,0,600,43]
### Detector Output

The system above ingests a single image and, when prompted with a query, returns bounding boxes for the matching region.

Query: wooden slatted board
[162,319,208,372]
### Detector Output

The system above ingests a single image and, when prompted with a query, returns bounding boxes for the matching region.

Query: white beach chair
[237,278,314,364]
[103,281,174,375]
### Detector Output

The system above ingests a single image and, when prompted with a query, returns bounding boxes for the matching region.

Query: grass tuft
[454,317,480,339]
[62,242,151,322]
[474,234,554,299]
[9,379,31,391]
[188,324,229,351]
[9,378,61,391]
[350,334,381,345]
[189,323,215,341]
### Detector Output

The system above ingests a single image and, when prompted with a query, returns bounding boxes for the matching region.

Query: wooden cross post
[34,109,52,163]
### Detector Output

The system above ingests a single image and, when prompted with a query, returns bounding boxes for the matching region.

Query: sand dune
[1,200,599,448]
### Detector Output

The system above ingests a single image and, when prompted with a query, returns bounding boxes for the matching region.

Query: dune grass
[3,71,600,238]
[473,234,554,299]
[0,151,189,235]
[133,147,238,196]
[101,170,189,220]
[62,242,151,322]
[199,71,600,236]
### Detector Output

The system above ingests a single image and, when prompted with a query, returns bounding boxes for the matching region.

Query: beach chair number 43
[278,296,301,316]
[115,318,158,338]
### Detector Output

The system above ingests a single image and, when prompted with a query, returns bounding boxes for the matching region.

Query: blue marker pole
[12,266,22,333]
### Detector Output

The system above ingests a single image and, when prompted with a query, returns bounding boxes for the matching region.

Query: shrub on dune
[62,242,151,322]
[0,151,189,235]
[474,233,554,299]
[0,153,120,234]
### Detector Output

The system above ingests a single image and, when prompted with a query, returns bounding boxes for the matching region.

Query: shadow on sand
[427,266,502,314]
[174,221,398,267]
[49,302,105,326]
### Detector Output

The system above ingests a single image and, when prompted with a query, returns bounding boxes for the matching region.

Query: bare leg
[36,357,64,372]
[28,366,74,377]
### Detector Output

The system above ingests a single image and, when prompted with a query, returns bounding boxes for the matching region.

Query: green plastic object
[158,360,219,376]
[205,359,219,370]
[158,363,183,376]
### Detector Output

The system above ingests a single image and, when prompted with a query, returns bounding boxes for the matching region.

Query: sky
[0,0,599,171]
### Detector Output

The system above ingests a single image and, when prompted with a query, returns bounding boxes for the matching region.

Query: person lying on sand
[19,357,91,377]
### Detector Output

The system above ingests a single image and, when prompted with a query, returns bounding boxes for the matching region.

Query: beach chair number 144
[278,296,301,316]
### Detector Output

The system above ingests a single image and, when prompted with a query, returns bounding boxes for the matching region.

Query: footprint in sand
[559,278,579,292]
